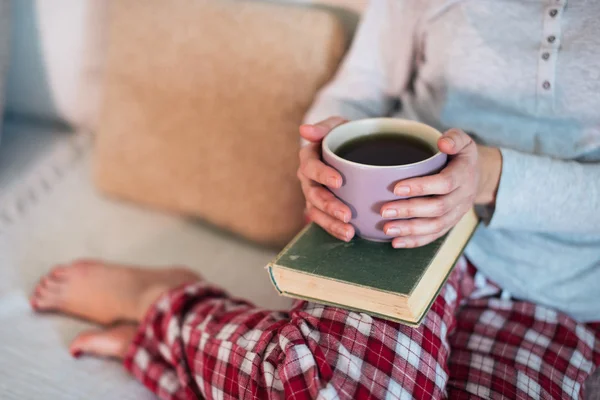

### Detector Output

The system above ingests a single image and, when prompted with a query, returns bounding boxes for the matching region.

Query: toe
[31,274,56,298]
[31,273,65,310]
[43,275,64,292]
[29,289,39,309]
[40,276,59,291]
[50,265,69,279]
[32,286,61,311]
[30,284,45,309]
[70,324,138,360]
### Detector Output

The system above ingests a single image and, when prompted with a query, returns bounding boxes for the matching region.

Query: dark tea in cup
[335,133,436,166]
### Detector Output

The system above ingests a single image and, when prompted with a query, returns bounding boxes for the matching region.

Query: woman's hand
[381,129,502,248]
[298,117,356,242]
[298,121,502,247]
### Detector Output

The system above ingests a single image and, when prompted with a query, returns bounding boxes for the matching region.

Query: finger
[299,153,343,188]
[381,190,465,219]
[391,228,451,249]
[298,140,343,188]
[299,117,348,142]
[437,129,476,158]
[383,206,468,237]
[307,206,354,242]
[392,157,472,197]
[298,141,321,161]
[383,209,462,237]
[302,181,351,222]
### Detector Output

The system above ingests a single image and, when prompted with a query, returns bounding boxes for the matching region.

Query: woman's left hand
[380,129,502,248]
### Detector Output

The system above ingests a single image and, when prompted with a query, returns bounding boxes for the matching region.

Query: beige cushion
[94,0,346,246]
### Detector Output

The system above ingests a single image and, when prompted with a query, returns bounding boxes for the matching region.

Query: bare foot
[30,259,200,325]
[70,323,138,360]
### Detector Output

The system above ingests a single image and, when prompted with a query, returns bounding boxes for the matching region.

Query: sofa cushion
[94,0,346,246]
[0,0,10,141]
[5,0,107,130]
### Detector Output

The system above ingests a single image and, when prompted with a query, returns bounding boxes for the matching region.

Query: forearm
[480,147,600,233]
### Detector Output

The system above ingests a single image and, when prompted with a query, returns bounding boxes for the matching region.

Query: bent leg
[124,261,471,400]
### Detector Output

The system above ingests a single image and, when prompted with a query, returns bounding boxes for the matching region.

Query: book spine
[266,265,283,294]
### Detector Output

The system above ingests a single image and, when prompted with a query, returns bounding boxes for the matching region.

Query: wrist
[475,145,502,206]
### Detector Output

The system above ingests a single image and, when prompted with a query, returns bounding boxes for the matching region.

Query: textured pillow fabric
[94,0,346,246]
[5,0,107,130]
[0,0,10,141]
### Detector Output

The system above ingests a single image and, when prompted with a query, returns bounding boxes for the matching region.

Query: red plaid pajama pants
[124,258,600,399]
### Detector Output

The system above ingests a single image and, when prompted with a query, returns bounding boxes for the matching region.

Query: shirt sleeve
[303,0,419,124]
[489,148,600,233]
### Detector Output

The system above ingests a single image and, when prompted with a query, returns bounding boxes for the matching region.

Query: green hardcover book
[267,209,479,326]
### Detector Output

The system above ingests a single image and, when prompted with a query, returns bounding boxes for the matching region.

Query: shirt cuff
[488,147,533,230]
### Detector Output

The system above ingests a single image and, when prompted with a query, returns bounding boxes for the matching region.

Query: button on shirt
[305,0,600,321]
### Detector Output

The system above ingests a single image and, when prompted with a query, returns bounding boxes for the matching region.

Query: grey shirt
[305,0,600,321]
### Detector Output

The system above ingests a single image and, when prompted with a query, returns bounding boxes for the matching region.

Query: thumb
[300,116,347,143]
[437,129,475,156]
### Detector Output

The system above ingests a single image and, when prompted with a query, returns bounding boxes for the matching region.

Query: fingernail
[393,240,407,248]
[334,211,347,222]
[441,137,455,148]
[395,186,410,196]
[386,227,402,236]
[327,177,341,188]
[382,209,397,218]
[335,227,350,241]
[343,230,351,241]
[72,350,83,359]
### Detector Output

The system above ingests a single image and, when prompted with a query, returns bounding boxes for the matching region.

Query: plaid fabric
[124,259,600,399]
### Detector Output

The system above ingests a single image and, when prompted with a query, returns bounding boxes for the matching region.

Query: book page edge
[275,290,421,327]
[268,264,410,298]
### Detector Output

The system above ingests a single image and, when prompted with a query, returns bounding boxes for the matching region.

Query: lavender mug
[322,118,447,242]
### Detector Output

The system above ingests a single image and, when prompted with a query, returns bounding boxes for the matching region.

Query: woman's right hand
[298,117,355,242]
